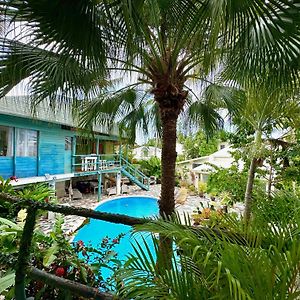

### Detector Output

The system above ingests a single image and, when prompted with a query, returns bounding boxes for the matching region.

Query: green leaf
[0,272,15,293]
[42,242,59,267]
[0,218,22,231]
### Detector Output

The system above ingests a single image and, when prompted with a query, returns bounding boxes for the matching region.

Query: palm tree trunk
[243,157,257,222]
[244,129,262,222]
[267,144,274,198]
[156,108,178,273]
[159,113,178,217]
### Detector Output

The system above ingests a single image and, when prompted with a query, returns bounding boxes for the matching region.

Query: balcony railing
[72,154,121,173]
[72,154,150,191]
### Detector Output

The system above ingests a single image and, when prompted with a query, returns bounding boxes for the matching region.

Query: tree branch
[0,193,148,226]
[27,267,115,300]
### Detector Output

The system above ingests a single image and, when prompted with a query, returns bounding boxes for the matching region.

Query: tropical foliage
[117,191,300,300]
[137,157,162,181]
[177,130,223,160]
[207,165,248,203]
[2,0,299,218]
[0,1,300,298]
[0,214,124,298]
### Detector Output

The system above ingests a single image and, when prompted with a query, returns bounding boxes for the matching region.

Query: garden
[0,0,300,299]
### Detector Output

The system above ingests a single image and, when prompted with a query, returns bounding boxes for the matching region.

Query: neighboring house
[177,144,241,188]
[192,146,242,189]
[133,146,162,160]
[133,142,184,160]
[0,96,149,198]
[176,142,184,156]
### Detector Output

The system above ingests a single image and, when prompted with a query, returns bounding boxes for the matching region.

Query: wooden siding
[0,157,13,178]
[16,157,37,177]
[0,114,118,180]
[38,131,65,175]
[0,114,74,178]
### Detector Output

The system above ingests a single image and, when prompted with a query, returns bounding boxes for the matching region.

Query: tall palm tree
[232,83,300,221]
[0,0,299,218]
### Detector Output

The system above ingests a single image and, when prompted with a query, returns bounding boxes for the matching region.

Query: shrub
[207,166,248,203]
[137,157,161,179]
[198,182,207,194]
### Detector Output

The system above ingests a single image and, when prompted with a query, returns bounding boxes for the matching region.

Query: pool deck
[38,184,244,235]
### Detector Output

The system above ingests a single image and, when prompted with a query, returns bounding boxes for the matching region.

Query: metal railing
[72,154,121,173]
[121,158,150,190]
[72,154,150,190]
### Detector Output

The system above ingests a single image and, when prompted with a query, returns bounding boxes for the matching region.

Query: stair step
[121,168,149,191]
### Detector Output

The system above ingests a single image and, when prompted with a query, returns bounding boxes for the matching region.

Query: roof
[134,146,161,151]
[177,155,210,165]
[0,96,119,136]
[177,146,234,165]
[193,163,215,172]
[209,146,233,158]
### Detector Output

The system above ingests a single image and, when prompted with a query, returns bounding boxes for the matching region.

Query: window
[220,144,225,149]
[0,126,13,156]
[65,137,73,150]
[16,128,37,157]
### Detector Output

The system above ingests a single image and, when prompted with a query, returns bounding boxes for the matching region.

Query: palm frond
[117,194,300,299]
[80,87,159,144]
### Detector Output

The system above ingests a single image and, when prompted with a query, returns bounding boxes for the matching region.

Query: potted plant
[209,190,218,201]
[198,182,207,198]
[220,191,233,213]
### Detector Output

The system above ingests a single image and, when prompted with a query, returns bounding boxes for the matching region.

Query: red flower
[55,267,65,277]
[44,197,49,203]
[112,238,119,244]
[77,240,84,247]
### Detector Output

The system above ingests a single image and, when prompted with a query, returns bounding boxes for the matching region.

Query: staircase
[121,158,149,191]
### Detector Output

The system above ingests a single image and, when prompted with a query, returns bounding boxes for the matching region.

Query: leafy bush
[0,215,124,298]
[0,178,55,220]
[0,179,124,298]
[207,165,248,203]
[252,190,300,227]
[137,157,161,179]
[198,182,207,194]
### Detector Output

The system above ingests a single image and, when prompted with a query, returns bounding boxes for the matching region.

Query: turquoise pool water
[73,196,158,273]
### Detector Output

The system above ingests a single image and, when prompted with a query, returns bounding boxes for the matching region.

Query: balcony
[72,154,121,175]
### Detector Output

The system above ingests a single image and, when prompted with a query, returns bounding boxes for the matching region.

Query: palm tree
[1,0,299,218]
[232,83,300,221]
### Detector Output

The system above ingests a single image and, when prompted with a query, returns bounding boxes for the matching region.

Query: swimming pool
[73,196,158,276]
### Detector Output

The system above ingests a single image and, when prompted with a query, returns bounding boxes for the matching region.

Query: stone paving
[38,184,244,235]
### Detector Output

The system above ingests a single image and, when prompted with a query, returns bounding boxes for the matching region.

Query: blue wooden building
[0,96,149,198]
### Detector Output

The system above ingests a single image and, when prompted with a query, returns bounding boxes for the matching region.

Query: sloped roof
[0,96,119,136]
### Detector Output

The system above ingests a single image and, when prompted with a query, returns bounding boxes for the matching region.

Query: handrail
[121,158,148,179]
[70,153,149,189]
